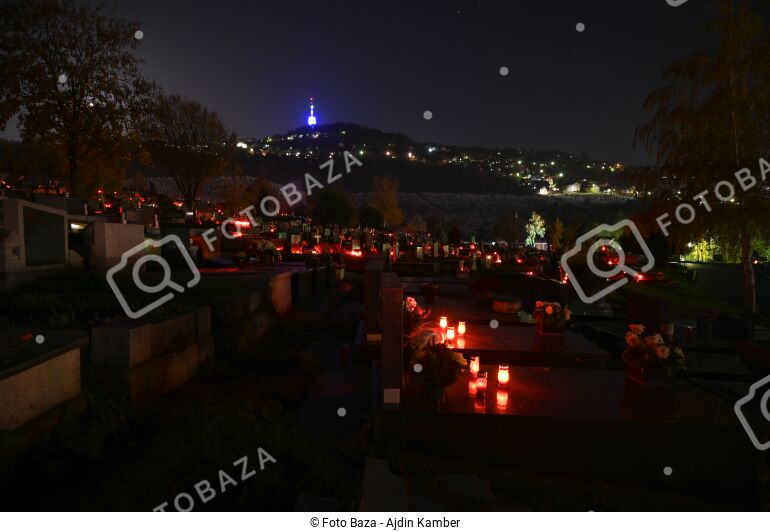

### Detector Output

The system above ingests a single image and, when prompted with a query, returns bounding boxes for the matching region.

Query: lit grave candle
[458,321,466,336]
[497,364,510,389]
[439,316,448,330]
[468,379,478,397]
[469,356,480,377]
[446,326,456,345]
[496,389,509,408]
[476,370,488,396]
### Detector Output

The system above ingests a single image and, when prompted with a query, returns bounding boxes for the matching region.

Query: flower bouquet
[533,301,570,336]
[403,296,431,337]
[403,296,433,361]
[409,341,467,404]
[623,324,685,385]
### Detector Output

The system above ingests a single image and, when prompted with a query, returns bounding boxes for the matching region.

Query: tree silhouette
[0,0,153,198]
[635,0,770,317]
[314,188,356,227]
[145,93,235,212]
[550,218,564,252]
[360,206,384,229]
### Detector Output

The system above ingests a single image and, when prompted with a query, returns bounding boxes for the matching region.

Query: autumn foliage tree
[525,212,546,247]
[145,93,236,211]
[550,217,564,252]
[0,0,152,198]
[371,176,403,227]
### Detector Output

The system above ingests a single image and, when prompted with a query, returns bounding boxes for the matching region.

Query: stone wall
[90,308,214,401]
[0,347,81,431]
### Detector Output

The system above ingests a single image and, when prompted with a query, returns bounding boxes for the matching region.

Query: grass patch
[610,265,743,319]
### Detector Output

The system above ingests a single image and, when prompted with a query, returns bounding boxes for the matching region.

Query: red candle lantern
[458,321,466,336]
[439,316,448,330]
[468,379,478,397]
[476,370,488,396]
[446,326,456,345]
[496,389,509,408]
[497,364,510,389]
[469,356,480,377]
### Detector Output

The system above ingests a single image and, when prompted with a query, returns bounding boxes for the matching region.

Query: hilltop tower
[307,97,317,127]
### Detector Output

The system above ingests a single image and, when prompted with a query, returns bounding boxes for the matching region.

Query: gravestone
[364,259,385,342]
[125,207,156,226]
[0,198,68,288]
[92,222,146,270]
[33,194,86,216]
[381,272,403,406]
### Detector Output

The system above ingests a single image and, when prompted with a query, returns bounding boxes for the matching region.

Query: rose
[643,334,663,347]
[625,332,642,348]
[629,324,645,335]
[655,345,670,359]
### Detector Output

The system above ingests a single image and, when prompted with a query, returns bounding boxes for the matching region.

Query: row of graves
[0,196,342,451]
[358,255,769,508]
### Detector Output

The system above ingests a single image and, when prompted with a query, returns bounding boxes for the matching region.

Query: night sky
[4,0,721,163]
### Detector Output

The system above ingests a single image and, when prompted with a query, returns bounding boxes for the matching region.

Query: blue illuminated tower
[307,97,317,127]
